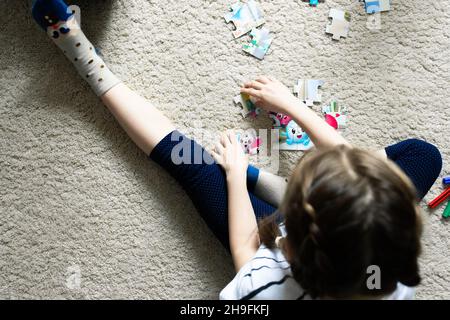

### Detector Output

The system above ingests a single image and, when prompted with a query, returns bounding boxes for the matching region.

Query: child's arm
[212,131,260,271]
[241,76,350,149]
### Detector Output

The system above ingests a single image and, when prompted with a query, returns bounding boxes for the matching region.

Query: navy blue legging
[150,132,442,250]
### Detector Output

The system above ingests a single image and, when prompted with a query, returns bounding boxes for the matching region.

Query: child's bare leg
[101,84,175,155]
[32,0,174,155]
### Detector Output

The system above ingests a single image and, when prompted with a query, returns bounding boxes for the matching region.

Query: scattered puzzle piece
[224,0,265,38]
[237,129,261,155]
[243,27,273,60]
[302,0,325,7]
[293,79,324,107]
[326,9,351,41]
[322,101,348,129]
[361,0,390,14]
[233,93,261,118]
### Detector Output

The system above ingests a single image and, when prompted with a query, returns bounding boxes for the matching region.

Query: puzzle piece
[302,0,325,7]
[243,28,273,60]
[293,79,324,107]
[224,0,265,39]
[361,0,390,14]
[269,112,292,128]
[326,9,351,41]
[322,101,348,129]
[237,129,261,155]
[233,93,261,118]
[276,120,314,151]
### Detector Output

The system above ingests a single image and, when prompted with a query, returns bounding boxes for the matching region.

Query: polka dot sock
[32,0,121,97]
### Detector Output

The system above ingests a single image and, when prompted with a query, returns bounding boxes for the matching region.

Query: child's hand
[241,76,298,115]
[212,130,249,179]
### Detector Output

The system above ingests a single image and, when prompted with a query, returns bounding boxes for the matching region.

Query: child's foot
[32,0,121,97]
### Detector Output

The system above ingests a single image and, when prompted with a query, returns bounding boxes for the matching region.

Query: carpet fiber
[0,0,449,299]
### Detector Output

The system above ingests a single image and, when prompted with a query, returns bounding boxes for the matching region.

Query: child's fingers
[256,76,270,84]
[243,81,263,90]
[220,131,231,147]
[240,87,262,99]
[215,142,225,155]
[210,151,222,165]
[268,76,281,84]
[226,130,237,145]
[270,78,283,84]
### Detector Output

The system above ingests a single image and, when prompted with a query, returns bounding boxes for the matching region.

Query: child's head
[260,145,422,299]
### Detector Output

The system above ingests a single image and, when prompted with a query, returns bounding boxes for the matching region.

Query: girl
[32,0,442,300]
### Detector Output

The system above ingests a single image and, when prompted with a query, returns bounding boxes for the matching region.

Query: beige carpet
[0,0,449,299]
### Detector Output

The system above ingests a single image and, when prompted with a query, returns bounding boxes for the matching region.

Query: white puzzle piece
[293,79,324,107]
[224,0,265,38]
[326,9,351,41]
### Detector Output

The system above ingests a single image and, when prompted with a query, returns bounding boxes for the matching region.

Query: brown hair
[259,145,422,299]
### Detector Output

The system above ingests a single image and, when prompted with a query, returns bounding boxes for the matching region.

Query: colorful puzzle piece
[361,0,390,14]
[293,79,324,107]
[276,120,314,151]
[302,0,325,7]
[233,93,261,118]
[326,9,351,41]
[224,0,265,38]
[237,129,261,155]
[269,109,313,151]
[269,112,292,128]
[243,28,273,60]
[322,101,348,129]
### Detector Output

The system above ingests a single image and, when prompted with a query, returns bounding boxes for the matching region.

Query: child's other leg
[150,132,277,250]
[101,84,175,154]
[386,139,442,200]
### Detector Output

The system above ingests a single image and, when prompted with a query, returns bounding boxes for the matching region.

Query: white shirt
[220,226,416,300]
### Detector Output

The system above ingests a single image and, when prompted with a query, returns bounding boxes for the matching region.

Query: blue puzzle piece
[303,0,324,7]
[365,1,381,14]
[363,0,390,14]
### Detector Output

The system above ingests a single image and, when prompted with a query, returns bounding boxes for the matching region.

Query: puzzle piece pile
[227,0,396,151]
[325,1,391,40]
[224,0,273,60]
[225,0,393,60]
[234,78,348,151]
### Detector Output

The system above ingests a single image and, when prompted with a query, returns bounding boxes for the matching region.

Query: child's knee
[406,139,443,180]
[409,139,441,165]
